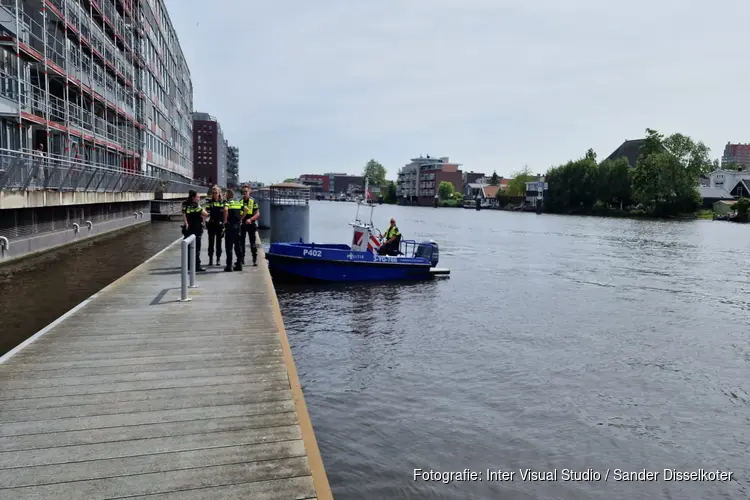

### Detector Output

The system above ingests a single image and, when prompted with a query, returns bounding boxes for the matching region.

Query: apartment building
[396,155,463,205]
[0,0,193,180]
[721,143,750,170]
[226,142,238,189]
[192,111,226,187]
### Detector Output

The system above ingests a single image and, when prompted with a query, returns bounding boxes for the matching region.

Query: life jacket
[385,225,400,240]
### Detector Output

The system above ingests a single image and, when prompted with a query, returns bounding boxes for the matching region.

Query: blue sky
[165,0,749,184]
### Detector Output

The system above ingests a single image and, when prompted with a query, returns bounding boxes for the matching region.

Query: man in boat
[378,218,402,256]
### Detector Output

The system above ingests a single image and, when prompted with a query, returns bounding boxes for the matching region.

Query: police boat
[265,190,450,283]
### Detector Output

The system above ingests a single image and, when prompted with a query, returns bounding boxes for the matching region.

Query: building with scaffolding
[0,0,194,182]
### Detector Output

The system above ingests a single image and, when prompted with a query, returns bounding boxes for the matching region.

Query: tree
[438,181,455,200]
[631,129,701,216]
[597,157,632,210]
[722,161,743,172]
[505,165,535,196]
[662,132,712,177]
[383,181,397,203]
[363,159,387,186]
[544,151,599,213]
[732,197,750,222]
[490,171,499,185]
[283,178,297,183]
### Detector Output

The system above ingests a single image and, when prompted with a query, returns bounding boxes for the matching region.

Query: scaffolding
[0,0,194,186]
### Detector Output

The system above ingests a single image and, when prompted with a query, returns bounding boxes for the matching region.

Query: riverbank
[413,202,737,222]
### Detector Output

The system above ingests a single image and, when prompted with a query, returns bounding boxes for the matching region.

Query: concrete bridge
[0,148,204,263]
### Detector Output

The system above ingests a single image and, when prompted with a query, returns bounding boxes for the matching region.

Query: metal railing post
[189,239,196,288]
[180,234,197,302]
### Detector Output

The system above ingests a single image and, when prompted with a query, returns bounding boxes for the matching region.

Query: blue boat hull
[265,242,433,282]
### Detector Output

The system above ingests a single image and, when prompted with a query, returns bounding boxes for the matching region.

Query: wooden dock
[0,238,332,499]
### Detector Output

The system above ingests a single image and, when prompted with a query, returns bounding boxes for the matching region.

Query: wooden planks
[0,238,331,500]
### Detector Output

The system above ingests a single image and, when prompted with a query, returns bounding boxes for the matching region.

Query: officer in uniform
[204,185,225,266]
[378,218,401,256]
[240,185,260,266]
[182,190,208,272]
[223,188,244,272]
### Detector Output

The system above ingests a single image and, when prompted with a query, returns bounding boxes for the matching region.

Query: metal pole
[180,234,195,302]
[188,238,196,288]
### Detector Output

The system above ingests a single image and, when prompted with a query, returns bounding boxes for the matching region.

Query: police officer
[223,188,244,272]
[378,218,401,256]
[182,190,208,272]
[204,184,225,266]
[239,185,260,267]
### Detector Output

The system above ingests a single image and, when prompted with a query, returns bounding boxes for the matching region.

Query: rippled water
[277,201,750,500]
[0,221,184,356]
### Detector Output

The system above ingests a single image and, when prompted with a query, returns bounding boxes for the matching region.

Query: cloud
[165,0,750,182]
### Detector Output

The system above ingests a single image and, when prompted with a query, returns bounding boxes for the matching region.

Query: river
[276,201,750,500]
[0,221,184,356]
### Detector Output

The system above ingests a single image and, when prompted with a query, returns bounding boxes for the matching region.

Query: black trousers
[240,222,257,263]
[224,223,242,268]
[184,229,202,268]
[378,240,399,256]
[206,222,223,260]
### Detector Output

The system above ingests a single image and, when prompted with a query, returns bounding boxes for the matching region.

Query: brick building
[192,112,227,187]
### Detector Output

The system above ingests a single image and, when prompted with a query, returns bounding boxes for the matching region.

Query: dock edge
[260,246,334,500]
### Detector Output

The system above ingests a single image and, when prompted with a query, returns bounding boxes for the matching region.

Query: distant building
[721,143,750,170]
[226,144,239,189]
[604,139,647,168]
[396,155,463,205]
[299,174,330,194]
[192,112,227,187]
[708,170,750,198]
[525,175,547,203]
[331,174,364,195]
[463,171,486,185]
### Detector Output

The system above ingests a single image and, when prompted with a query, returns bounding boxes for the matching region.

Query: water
[276,201,750,500]
[0,221,184,356]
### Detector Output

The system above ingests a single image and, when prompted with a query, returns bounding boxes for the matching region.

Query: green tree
[732,197,750,222]
[631,128,701,216]
[384,181,397,203]
[722,161,743,172]
[597,157,632,210]
[505,165,535,196]
[544,151,599,213]
[363,159,387,186]
[490,171,499,186]
[283,178,297,183]
[662,132,712,177]
[438,181,455,200]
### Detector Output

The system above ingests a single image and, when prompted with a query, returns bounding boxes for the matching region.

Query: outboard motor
[415,241,439,267]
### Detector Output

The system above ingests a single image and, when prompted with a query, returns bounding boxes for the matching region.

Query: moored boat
[265,184,450,283]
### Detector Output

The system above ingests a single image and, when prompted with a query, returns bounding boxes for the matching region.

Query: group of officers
[181,184,259,272]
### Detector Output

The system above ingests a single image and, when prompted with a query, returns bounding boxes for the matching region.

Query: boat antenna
[364,176,374,225]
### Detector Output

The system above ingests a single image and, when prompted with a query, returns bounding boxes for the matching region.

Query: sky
[164,0,750,185]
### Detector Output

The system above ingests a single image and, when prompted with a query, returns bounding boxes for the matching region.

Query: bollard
[180,234,197,301]
[0,236,8,259]
[188,238,196,288]
[85,220,93,230]
[72,223,80,233]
